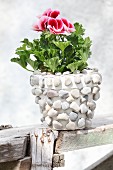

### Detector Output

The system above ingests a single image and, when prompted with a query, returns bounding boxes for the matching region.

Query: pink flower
[33,9,75,34]
[42,8,52,17]
[33,16,48,31]
[42,8,60,18]
[47,18,65,34]
[62,18,75,33]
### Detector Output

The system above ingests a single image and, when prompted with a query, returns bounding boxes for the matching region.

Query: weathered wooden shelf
[0,117,113,170]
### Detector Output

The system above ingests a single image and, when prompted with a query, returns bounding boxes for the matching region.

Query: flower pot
[30,69,102,130]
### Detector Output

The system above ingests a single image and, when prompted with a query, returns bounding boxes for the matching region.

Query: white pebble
[71,89,80,98]
[87,101,96,111]
[78,118,85,128]
[53,100,62,110]
[48,108,58,117]
[53,120,63,130]
[65,76,72,86]
[81,87,91,95]
[45,104,51,111]
[84,75,92,84]
[85,119,92,128]
[86,110,94,119]
[80,104,88,114]
[54,77,61,87]
[74,75,81,84]
[57,113,69,120]
[61,101,70,110]
[47,90,58,98]
[70,102,80,112]
[66,122,76,130]
[92,74,101,84]
[69,112,78,121]
[39,99,46,109]
[46,78,52,86]
[35,89,42,96]
[93,92,100,101]
[92,86,100,94]
[66,95,75,103]
[59,90,69,98]
[45,116,52,125]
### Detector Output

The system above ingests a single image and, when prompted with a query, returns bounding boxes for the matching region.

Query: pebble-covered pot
[30,69,102,130]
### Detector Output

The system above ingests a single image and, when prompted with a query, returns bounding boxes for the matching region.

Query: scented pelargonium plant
[11,8,92,73]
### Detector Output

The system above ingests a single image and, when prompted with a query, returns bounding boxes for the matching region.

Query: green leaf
[11,57,27,69]
[67,60,88,72]
[34,51,45,61]
[77,49,90,62]
[44,57,61,73]
[67,61,79,72]
[21,38,33,48]
[16,44,26,51]
[84,37,92,48]
[27,58,39,70]
[74,23,85,36]
[27,58,35,68]
[53,41,70,51]
[78,61,88,71]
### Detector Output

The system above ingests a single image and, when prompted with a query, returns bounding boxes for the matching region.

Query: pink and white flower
[47,18,65,34]
[33,9,75,34]
[62,18,75,33]
[33,16,48,31]
[42,8,60,18]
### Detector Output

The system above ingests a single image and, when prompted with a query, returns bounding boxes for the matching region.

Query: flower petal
[42,8,52,16]
[57,19,63,29]
[62,18,69,27]
[38,16,48,31]
[48,18,58,29]
[68,22,75,32]
[49,27,65,34]
[33,23,41,31]
[50,10,60,18]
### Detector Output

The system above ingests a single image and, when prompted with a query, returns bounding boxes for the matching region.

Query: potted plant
[11,8,102,130]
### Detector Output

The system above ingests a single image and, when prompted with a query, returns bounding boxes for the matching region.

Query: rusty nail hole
[34,133,38,138]
[48,138,51,142]
[40,137,44,143]
[46,128,52,133]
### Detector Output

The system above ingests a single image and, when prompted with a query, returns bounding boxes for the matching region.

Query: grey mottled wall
[0,0,113,126]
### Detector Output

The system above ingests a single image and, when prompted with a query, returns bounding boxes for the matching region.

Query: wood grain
[30,128,55,170]
[55,124,113,153]
[0,136,27,163]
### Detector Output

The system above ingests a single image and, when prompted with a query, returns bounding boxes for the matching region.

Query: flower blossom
[42,8,60,18]
[33,9,75,34]
[62,18,75,33]
[47,18,65,34]
[33,16,48,31]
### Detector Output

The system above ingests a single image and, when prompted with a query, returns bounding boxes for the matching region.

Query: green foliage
[11,23,92,73]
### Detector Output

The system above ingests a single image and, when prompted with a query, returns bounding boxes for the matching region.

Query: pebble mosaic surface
[30,69,102,130]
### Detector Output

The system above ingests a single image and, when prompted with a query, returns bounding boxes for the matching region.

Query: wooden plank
[30,128,55,170]
[0,136,27,163]
[55,124,113,153]
[0,116,112,139]
[0,157,31,170]
[52,154,65,168]
[0,125,13,130]
[18,157,31,170]
[0,124,47,139]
